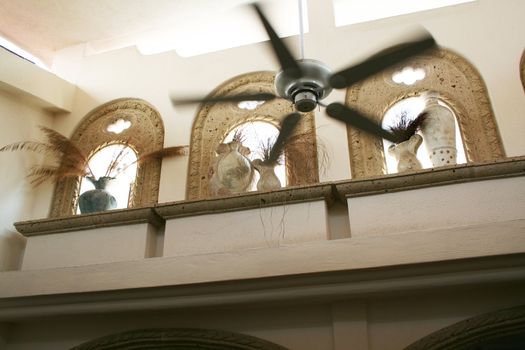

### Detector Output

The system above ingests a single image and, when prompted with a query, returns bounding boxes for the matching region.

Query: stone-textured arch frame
[405,305,525,350]
[187,71,319,200]
[49,98,165,217]
[71,328,290,350]
[345,47,505,178]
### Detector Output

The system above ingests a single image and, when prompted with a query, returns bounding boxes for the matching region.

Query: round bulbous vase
[389,134,423,173]
[420,98,457,167]
[216,142,254,194]
[78,176,117,214]
[252,159,282,192]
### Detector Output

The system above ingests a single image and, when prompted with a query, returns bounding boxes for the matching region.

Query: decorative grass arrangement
[257,132,329,185]
[0,126,188,186]
[285,133,329,185]
[388,111,428,144]
[231,129,246,144]
[258,137,283,165]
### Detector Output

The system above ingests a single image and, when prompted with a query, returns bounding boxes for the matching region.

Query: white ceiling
[0,0,476,66]
[0,0,307,65]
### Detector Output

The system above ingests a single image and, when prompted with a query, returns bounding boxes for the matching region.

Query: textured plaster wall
[0,91,54,271]
[4,284,525,350]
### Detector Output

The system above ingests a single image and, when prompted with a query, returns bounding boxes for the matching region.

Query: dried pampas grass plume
[0,126,189,186]
[0,126,93,185]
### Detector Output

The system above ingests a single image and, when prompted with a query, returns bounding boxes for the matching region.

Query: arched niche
[49,98,165,217]
[71,328,290,350]
[345,48,505,178]
[405,305,525,350]
[186,71,319,200]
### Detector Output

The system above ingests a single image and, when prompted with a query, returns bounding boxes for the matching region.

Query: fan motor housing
[275,59,333,112]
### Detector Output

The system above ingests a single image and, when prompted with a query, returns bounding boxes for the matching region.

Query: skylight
[333,0,476,27]
[136,0,308,57]
[0,36,47,70]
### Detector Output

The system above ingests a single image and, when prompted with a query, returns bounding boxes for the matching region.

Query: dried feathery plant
[388,111,428,144]
[232,129,246,143]
[0,126,189,186]
[256,132,330,185]
[285,133,330,185]
[0,126,93,186]
[259,137,283,165]
[117,145,189,174]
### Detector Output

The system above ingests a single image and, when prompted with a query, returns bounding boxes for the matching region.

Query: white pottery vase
[252,159,281,192]
[389,134,423,173]
[420,97,457,167]
[209,141,254,196]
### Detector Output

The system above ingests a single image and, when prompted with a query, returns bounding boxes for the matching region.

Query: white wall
[0,90,55,270]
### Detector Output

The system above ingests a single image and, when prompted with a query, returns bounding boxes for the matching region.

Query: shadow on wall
[0,230,26,271]
[0,153,29,271]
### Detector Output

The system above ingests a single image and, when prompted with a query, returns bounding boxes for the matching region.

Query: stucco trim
[72,328,289,350]
[15,156,525,237]
[405,305,525,350]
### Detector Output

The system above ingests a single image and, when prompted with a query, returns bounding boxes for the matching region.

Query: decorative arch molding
[345,47,505,178]
[71,328,290,350]
[187,71,319,200]
[405,305,525,350]
[49,98,165,217]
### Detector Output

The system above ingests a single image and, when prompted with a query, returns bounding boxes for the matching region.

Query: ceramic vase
[78,176,117,214]
[252,159,281,192]
[210,141,254,196]
[389,134,423,173]
[420,97,457,167]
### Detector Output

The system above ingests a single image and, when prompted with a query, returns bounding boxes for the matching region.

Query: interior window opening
[382,96,466,174]
[77,144,138,213]
[222,121,286,191]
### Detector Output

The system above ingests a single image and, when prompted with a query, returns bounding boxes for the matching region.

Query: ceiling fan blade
[325,103,400,143]
[267,112,301,164]
[329,31,436,89]
[252,3,302,78]
[171,92,277,106]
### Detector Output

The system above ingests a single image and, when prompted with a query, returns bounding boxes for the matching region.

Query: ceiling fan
[171,2,437,162]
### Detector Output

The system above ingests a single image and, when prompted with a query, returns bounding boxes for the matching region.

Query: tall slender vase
[78,176,117,214]
[420,97,457,167]
[389,134,423,173]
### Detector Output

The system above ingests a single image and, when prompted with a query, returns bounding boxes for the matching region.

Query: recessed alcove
[345,48,506,178]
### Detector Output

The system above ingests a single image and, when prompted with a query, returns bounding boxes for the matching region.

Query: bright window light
[237,100,266,110]
[392,66,426,85]
[333,0,476,27]
[106,118,132,134]
[77,144,137,213]
[0,36,48,70]
[223,121,286,191]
